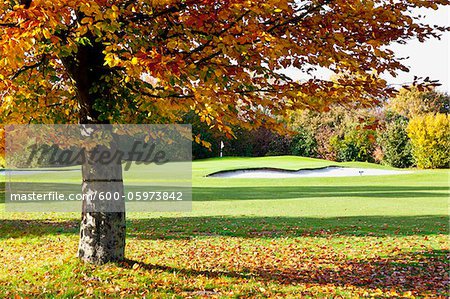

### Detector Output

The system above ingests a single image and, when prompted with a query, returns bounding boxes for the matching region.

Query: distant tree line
[190,87,450,169]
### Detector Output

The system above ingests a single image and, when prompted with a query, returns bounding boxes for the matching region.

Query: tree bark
[78,210,125,264]
[78,143,126,264]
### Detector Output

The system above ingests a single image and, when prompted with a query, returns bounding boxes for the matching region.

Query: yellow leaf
[167,40,177,50]
[79,26,88,36]
[131,57,138,65]
[81,17,91,24]
[201,140,211,148]
[42,28,51,39]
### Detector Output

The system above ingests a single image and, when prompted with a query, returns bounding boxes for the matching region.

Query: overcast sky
[283,5,449,93]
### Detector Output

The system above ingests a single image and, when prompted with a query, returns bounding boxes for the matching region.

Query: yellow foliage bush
[407,113,450,169]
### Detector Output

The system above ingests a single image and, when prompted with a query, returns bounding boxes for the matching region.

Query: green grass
[0,156,449,298]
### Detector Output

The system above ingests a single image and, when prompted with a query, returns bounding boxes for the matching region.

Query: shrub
[221,126,253,157]
[222,127,290,157]
[407,113,450,169]
[290,128,317,157]
[249,128,280,157]
[266,134,292,156]
[288,107,381,162]
[330,127,376,162]
[315,127,337,161]
[331,136,357,162]
[372,146,384,163]
[378,116,413,168]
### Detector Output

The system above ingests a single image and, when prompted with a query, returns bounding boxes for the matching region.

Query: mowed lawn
[0,156,448,298]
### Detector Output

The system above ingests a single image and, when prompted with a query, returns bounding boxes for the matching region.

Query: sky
[283,5,449,93]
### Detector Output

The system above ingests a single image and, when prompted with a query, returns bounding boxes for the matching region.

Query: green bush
[378,116,413,168]
[330,127,376,162]
[290,128,317,157]
[407,113,450,169]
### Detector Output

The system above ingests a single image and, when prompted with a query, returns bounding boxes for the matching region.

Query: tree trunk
[77,143,126,264]
[78,210,125,264]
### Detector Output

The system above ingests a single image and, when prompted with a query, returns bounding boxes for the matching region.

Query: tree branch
[120,2,188,24]
[183,11,251,58]
[125,81,193,99]
[0,22,18,27]
[141,91,194,99]
[11,56,47,80]
[268,0,332,33]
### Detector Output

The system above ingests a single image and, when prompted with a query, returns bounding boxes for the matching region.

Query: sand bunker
[208,166,412,178]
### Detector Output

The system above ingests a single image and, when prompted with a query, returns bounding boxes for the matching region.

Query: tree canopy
[0,0,449,154]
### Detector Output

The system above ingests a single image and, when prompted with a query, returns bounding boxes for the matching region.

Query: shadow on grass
[0,215,448,239]
[127,215,449,239]
[122,249,449,296]
[0,219,79,239]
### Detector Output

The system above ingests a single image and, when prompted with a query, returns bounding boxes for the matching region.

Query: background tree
[388,87,450,119]
[407,113,450,169]
[290,128,318,158]
[377,114,414,168]
[1,0,449,264]
[383,87,449,168]
[288,106,380,162]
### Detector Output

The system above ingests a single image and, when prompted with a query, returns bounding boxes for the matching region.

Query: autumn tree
[388,86,450,119]
[407,113,450,168]
[1,0,449,264]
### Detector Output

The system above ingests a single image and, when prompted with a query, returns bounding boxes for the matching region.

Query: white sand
[209,167,412,178]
